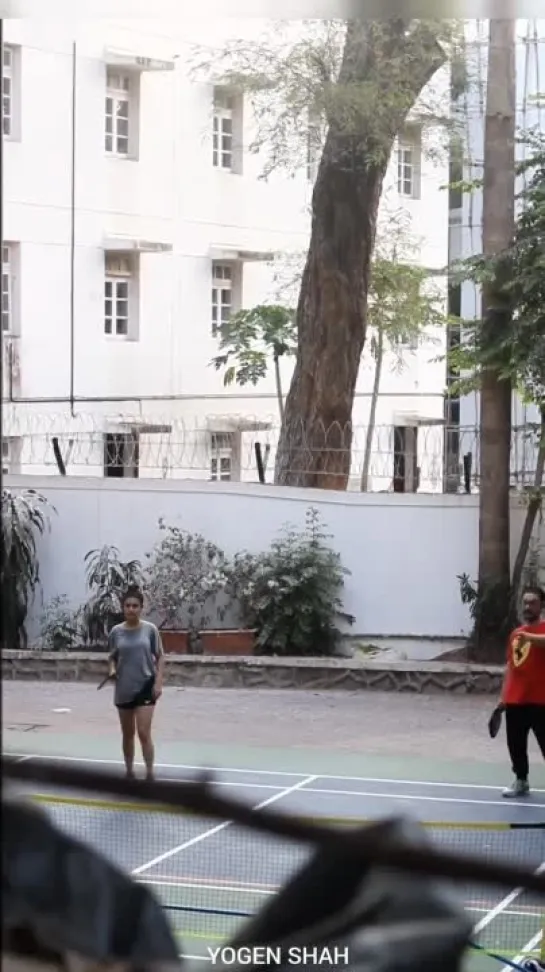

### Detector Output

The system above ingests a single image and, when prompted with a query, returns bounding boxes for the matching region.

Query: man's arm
[523,632,545,646]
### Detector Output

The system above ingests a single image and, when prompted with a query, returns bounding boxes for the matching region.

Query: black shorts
[116,677,156,711]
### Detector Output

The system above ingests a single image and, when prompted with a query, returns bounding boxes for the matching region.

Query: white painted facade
[449,20,545,489]
[2,19,450,490]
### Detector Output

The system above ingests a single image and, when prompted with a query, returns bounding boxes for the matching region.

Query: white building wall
[454,20,545,466]
[2,19,450,490]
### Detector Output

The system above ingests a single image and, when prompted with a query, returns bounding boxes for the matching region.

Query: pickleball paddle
[488,705,504,739]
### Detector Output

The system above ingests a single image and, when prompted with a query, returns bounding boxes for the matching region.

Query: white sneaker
[502,778,530,798]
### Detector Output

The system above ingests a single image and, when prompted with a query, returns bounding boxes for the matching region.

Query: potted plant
[145,522,229,653]
[235,507,354,656]
[1,488,54,651]
[82,545,144,650]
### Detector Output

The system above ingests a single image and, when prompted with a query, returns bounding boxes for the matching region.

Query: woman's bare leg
[136,706,155,779]
[117,708,136,777]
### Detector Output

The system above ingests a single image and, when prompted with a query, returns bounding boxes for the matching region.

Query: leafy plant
[449,129,545,653]
[211,304,296,420]
[40,595,83,652]
[231,507,354,656]
[83,545,144,647]
[1,488,54,651]
[145,522,230,650]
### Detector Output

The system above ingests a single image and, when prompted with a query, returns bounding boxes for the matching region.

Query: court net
[27,792,544,966]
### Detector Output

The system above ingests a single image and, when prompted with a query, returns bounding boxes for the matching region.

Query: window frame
[105,70,132,157]
[397,144,415,197]
[104,254,133,339]
[211,262,233,337]
[2,244,12,334]
[212,93,234,170]
[2,45,14,138]
[103,431,139,478]
[396,128,422,200]
[210,433,233,482]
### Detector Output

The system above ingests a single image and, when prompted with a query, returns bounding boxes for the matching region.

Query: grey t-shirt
[108,620,163,706]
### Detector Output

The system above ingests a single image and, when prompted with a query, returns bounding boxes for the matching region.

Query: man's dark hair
[122,586,144,606]
[522,585,545,603]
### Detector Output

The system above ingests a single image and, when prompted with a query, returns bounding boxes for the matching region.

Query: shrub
[1,488,54,650]
[232,507,354,656]
[83,545,144,646]
[145,521,230,647]
[40,595,83,651]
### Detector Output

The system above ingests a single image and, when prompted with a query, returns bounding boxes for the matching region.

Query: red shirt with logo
[502,621,545,705]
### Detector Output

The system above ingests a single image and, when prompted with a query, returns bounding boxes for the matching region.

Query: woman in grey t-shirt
[107,587,164,780]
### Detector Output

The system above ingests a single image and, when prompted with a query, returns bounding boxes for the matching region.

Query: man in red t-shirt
[500,586,545,798]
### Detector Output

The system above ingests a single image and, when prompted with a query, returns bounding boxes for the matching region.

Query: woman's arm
[107,629,118,677]
[152,627,165,696]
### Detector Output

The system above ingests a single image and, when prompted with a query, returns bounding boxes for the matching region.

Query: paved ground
[4,682,545,784]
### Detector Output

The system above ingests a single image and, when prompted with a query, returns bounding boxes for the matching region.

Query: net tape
[2,757,545,972]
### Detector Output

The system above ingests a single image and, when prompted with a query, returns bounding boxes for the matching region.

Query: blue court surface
[8,753,545,971]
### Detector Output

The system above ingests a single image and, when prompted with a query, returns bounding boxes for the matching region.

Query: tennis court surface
[8,753,545,970]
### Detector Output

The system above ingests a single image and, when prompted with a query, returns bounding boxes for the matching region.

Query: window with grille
[211,263,233,337]
[397,145,415,197]
[105,71,131,156]
[396,130,421,199]
[210,433,233,482]
[103,432,139,478]
[104,255,132,337]
[213,90,234,169]
[2,437,21,475]
[2,45,13,137]
[2,245,12,333]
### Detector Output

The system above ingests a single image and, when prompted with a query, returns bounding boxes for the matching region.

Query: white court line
[474,862,545,934]
[12,752,545,795]
[138,876,542,920]
[130,774,317,877]
[140,877,273,895]
[153,775,545,809]
[503,929,543,972]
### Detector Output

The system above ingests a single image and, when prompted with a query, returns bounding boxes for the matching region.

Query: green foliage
[368,258,446,367]
[40,596,83,652]
[457,572,515,656]
[191,20,461,180]
[229,507,354,657]
[211,304,296,387]
[145,522,229,645]
[1,488,54,651]
[83,545,144,646]
[448,130,545,404]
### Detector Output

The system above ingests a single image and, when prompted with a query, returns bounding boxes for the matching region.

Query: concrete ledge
[2,651,503,694]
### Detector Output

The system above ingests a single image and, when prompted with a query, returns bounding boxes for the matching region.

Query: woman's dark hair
[122,586,144,606]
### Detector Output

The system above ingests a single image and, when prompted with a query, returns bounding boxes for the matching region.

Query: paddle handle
[97,673,115,691]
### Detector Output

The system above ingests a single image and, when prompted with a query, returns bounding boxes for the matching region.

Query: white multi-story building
[2,19,450,490]
[447,19,545,492]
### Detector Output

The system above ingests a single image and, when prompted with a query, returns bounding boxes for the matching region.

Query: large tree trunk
[360,329,384,492]
[274,21,445,488]
[473,19,516,661]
